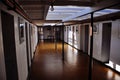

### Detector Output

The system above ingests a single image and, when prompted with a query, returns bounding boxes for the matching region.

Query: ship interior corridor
[0,0,120,80]
[30,40,120,80]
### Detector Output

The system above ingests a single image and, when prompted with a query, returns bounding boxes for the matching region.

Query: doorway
[29,24,32,62]
[55,27,61,41]
[1,11,18,80]
[72,26,75,46]
[25,22,30,71]
[101,22,112,63]
[84,25,89,53]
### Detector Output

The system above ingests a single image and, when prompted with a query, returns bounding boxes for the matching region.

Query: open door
[1,11,18,80]
[25,22,30,71]
[29,24,32,62]
[101,22,112,63]
[84,25,89,54]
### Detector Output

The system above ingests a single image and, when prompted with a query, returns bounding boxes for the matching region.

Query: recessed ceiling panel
[46,6,90,20]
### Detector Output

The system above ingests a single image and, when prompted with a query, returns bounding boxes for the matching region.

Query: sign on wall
[18,17,24,44]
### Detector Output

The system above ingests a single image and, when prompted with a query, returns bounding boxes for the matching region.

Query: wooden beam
[33,20,62,23]
[44,6,49,19]
[19,1,93,6]
[25,10,44,13]
[22,7,44,10]
[3,0,32,22]
[90,0,104,3]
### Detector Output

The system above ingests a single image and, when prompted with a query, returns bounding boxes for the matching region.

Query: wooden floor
[30,40,120,80]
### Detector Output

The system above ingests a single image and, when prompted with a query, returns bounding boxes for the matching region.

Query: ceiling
[17,0,120,26]
[46,6,90,20]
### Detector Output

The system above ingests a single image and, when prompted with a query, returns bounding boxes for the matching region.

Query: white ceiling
[46,6,90,20]
[18,0,120,26]
[46,6,120,25]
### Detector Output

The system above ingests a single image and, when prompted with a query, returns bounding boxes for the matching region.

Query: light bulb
[50,5,54,11]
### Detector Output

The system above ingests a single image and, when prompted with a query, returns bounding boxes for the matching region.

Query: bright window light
[43,23,55,26]
[105,61,114,68]
[74,33,77,40]
[116,64,120,72]
[46,6,90,20]
[68,31,72,39]
[67,46,77,65]
[73,49,78,54]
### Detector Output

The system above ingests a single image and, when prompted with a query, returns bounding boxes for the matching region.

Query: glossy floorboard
[30,40,120,80]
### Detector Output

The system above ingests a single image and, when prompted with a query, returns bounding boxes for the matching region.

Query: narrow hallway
[30,40,120,80]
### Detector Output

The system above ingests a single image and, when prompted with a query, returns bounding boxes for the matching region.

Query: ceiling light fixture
[50,0,55,11]
[50,3,54,11]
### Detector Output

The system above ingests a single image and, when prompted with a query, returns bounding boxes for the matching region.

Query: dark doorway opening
[1,11,18,80]
[25,22,30,71]
[29,24,32,62]
[102,22,112,63]
[84,25,89,54]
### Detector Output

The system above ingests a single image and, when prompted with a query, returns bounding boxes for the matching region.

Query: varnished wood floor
[30,40,120,80]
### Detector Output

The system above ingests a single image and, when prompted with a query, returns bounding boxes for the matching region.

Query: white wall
[93,23,102,60]
[63,17,120,73]
[73,25,81,49]
[65,24,81,50]
[68,26,73,45]
[93,21,112,61]
[14,15,28,80]
[64,26,68,43]
[92,20,120,72]
[64,19,120,73]
[0,2,38,80]
[110,19,120,66]
[31,25,38,58]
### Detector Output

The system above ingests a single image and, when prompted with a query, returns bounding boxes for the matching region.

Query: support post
[54,26,57,51]
[62,23,65,61]
[88,12,94,80]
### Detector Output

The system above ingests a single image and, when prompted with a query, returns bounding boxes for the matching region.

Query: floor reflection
[66,46,78,66]
[30,40,120,80]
